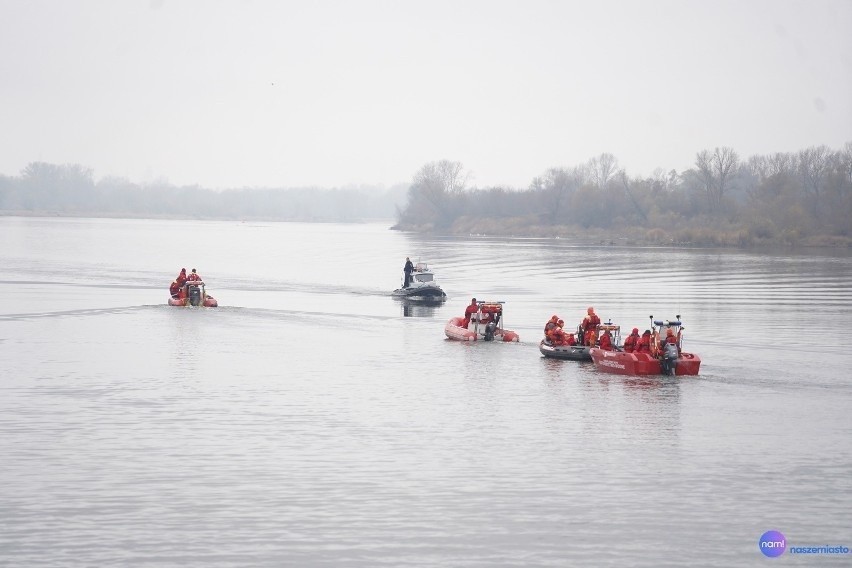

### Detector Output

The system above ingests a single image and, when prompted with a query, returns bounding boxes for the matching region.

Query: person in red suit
[169,280,180,299]
[635,330,652,354]
[187,268,202,282]
[598,330,614,351]
[463,298,479,328]
[661,328,680,353]
[623,328,640,353]
[544,315,559,340]
[580,307,600,345]
[176,268,187,287]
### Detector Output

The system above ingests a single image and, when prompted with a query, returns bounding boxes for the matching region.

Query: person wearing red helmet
[623,327,641,353]
[661,327,679,352]
[463,298,479,329]
[598,330,614,351]
[635,330,653,354]
[660,328,680,374]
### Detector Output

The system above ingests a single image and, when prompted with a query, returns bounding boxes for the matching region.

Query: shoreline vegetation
[3,141,851,248]
[392,144,852,248]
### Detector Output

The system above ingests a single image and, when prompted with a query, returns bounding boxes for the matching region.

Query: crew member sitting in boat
[661,328,680,354]
[544,315,559,336]
[659,328,680,374]
[580,307,600,346]
[176,268,187,287]
[598,330,614,351]
[623,328,640,353]
[169,280,180,299]
[187,268,202,282]
[550,326,567,345]
[565,332,577,346]
[463,298,478,328]
[635,330,653,354]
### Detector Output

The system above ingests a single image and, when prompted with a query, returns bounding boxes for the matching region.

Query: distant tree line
[395,143,852,246]
[0,163,407,222]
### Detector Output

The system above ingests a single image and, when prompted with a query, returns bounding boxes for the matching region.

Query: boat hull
[444,317,519,342]
[168,296,218,307]
[539,340,591,360]
[392,285,446,300]
[589,348,701,376]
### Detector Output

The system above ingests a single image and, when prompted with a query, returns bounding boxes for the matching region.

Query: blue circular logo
[759,530,786,557]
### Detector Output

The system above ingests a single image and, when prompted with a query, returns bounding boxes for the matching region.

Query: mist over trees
[3,142,851,246]
[0,163,407,222]
[396,143,852,246]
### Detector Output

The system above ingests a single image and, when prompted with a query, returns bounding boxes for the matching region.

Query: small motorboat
[539,341,592,360]
[168,281,218,307]
[392,260,446,300]
[444,300,519,342]
[589,316,700,376]
[540,321,620,361]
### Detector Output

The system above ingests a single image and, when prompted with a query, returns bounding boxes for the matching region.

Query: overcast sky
[1,0,850,189]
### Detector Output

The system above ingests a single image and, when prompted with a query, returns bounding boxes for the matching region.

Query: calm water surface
[1,217,851,567]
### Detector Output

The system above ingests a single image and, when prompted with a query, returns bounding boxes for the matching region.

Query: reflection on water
[1,217,851,567]
[398,297,446,317]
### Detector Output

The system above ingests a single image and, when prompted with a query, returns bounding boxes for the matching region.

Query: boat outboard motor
[483,321,497,341]
[661,342,679,375]
[189,285,202,306]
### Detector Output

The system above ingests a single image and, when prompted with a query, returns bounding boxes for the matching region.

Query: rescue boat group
[164,259,700,377]
[167,267,218,308]
[539,307,701,376]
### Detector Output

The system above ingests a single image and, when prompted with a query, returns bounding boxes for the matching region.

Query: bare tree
[713,146,739,211]
[798,145,830,216]
[766,152,795,178]
[404,160,469,227]
[839,141,852,190]
[693,147,739,213]
[588,153,619,189]
[620,171,648,222]
[536,166,582,222]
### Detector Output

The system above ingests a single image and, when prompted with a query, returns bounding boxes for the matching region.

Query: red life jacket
[623,333,639,352]
[582,314,600,331]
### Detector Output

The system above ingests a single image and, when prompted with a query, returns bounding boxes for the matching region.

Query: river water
[1,216,851,567]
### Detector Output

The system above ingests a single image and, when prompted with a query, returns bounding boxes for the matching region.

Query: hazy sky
[1,0,850,189]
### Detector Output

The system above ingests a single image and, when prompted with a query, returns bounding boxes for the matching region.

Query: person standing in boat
[403,257,414,288]
[623,328,641,353]
[463,298,479,328]
[581,307,600,346]
[176,268,187,287]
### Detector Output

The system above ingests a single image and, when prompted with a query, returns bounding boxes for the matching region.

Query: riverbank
[392,216,852,248]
